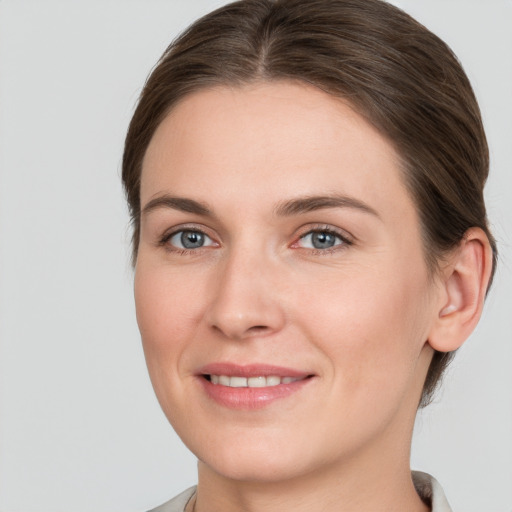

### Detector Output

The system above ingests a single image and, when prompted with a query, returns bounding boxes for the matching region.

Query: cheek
[134,264,203,375]
[296,262,433,398]
[133,262,213,428]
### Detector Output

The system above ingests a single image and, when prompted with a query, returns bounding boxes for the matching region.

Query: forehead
[141,81,414,224]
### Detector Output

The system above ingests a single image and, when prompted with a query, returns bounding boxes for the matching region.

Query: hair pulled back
[122,0,497,406]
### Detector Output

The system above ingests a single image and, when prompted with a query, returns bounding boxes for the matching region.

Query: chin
[200,448,313,483]
[187,425,332,484]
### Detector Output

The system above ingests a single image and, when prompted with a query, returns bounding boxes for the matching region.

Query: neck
[194,421,429,512]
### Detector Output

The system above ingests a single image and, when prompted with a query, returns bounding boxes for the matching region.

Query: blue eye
[298,230,346,250]
[168,230,215,250]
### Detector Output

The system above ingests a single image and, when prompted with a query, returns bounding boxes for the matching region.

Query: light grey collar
[149,472,453,512]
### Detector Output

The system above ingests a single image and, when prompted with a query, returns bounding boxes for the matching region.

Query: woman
[122,0,496,510]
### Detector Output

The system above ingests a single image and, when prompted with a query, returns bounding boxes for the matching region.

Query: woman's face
[135,82,441,482]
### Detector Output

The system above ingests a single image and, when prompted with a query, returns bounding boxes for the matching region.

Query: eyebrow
[141,193,380,220]
[274,194,380,218]
[142,195,212,217]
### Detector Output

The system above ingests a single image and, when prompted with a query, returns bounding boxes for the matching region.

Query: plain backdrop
[0,1,510,511]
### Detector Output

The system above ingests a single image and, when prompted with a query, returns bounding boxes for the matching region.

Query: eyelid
[291,224,354,250]
[170,230,215,249]
[158,224,219,251]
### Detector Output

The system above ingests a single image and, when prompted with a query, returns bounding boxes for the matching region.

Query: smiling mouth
[204,375,310,388]
[199,366,314,408]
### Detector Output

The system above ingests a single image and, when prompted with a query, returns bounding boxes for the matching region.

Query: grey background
[0,1,510,511]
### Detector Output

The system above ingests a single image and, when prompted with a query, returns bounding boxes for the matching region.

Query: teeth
[266,376,281,386]
[229,376,247,388]
[247,376,267,388]
[208,375,301,388]
[219,375,230,386]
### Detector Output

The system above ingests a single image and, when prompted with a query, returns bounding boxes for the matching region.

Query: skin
[134,81,477,511]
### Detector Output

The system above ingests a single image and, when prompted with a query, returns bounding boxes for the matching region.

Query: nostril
[248,325,269,333]
[210,323,272,341]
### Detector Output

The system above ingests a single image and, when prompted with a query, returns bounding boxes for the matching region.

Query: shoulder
[146,487,196,512]
[412,471,453,512]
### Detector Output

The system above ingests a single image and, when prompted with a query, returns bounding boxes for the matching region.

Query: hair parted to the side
[122,0,497,407]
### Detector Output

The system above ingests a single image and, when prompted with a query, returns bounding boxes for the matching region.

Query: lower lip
[198,377,312,410]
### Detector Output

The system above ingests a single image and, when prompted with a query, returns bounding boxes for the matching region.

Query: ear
[428,227,494,352]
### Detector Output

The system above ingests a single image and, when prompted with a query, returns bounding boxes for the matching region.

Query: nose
[205,247,286,341]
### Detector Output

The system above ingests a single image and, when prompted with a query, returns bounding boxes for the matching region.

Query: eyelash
[158,225,217,255]
[293,225,353,255]
[158,225,353,255]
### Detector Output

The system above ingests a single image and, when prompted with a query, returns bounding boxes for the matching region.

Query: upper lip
[197,362,312,379]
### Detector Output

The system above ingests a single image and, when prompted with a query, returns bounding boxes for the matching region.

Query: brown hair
[122,0,497,406]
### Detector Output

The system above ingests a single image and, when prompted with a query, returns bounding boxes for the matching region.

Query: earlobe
[428,228,493,353]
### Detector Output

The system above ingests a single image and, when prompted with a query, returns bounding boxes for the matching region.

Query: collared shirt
[412,471,453,511]
[148,471,452,512]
